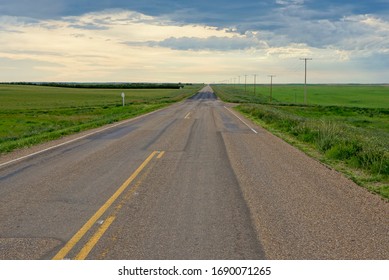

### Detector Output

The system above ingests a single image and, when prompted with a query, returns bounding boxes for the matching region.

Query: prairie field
[0,84,200,154]
[268,84,388,108]
[214,84,389,108]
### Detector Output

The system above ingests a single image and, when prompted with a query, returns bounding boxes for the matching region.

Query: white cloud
[276,0,305,6]
[0,10,241,82]
[138,35,269,51]
[0,9,388,83]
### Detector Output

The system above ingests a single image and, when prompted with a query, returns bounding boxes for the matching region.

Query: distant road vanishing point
[0,85,388,259]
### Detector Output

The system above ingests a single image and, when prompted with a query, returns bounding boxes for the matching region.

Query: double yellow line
[53,150,165,260]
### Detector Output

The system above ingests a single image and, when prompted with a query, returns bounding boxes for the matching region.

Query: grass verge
[213,85,389,200]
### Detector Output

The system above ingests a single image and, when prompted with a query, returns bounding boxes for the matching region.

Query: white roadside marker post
[121,92,125,107]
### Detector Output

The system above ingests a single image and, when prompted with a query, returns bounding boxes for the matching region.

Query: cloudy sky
[0,0,388,83]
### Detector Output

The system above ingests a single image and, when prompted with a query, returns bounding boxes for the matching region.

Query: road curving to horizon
[0,85,388,259]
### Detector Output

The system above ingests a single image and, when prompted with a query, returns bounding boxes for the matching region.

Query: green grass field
[214,84,389,108]
[270,85,389,108]
[213,84,389,199]
[0,84,201,154]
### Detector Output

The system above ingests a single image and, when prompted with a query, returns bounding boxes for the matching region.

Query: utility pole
[268,75,275,103]
[244,75,247,94]
[300,58,312,105]
[253,74,257,95]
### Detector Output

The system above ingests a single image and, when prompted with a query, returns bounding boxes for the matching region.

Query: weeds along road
[0,86,388,259]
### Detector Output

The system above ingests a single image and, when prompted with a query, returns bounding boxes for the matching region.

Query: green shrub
[291,123,317,143]
[357,144,389,175]
[316,121,342,152]
[325,142,361,160]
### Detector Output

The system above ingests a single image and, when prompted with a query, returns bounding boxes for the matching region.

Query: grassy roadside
[0,84,201,154]
[213,84,389,200]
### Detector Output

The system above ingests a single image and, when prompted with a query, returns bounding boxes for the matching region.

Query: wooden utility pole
[268,75,275,102]
[244,75,247,94]
[300,58,312,105]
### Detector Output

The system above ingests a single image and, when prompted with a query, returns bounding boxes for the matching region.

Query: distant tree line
[3,82,192,89]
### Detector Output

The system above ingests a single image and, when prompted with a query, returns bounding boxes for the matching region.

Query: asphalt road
[0,86,388,259]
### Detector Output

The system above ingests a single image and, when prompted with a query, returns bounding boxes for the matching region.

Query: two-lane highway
[0,86,388,259]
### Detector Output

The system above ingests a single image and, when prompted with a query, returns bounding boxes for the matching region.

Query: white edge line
[184,112,191,119]
[224,106,258,134]
[0,107,165,168]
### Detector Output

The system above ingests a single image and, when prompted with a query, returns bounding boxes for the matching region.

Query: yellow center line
[75,161,156,259]
[157,151,165,159]
[52,151,158,260]
[74,216,116,260]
